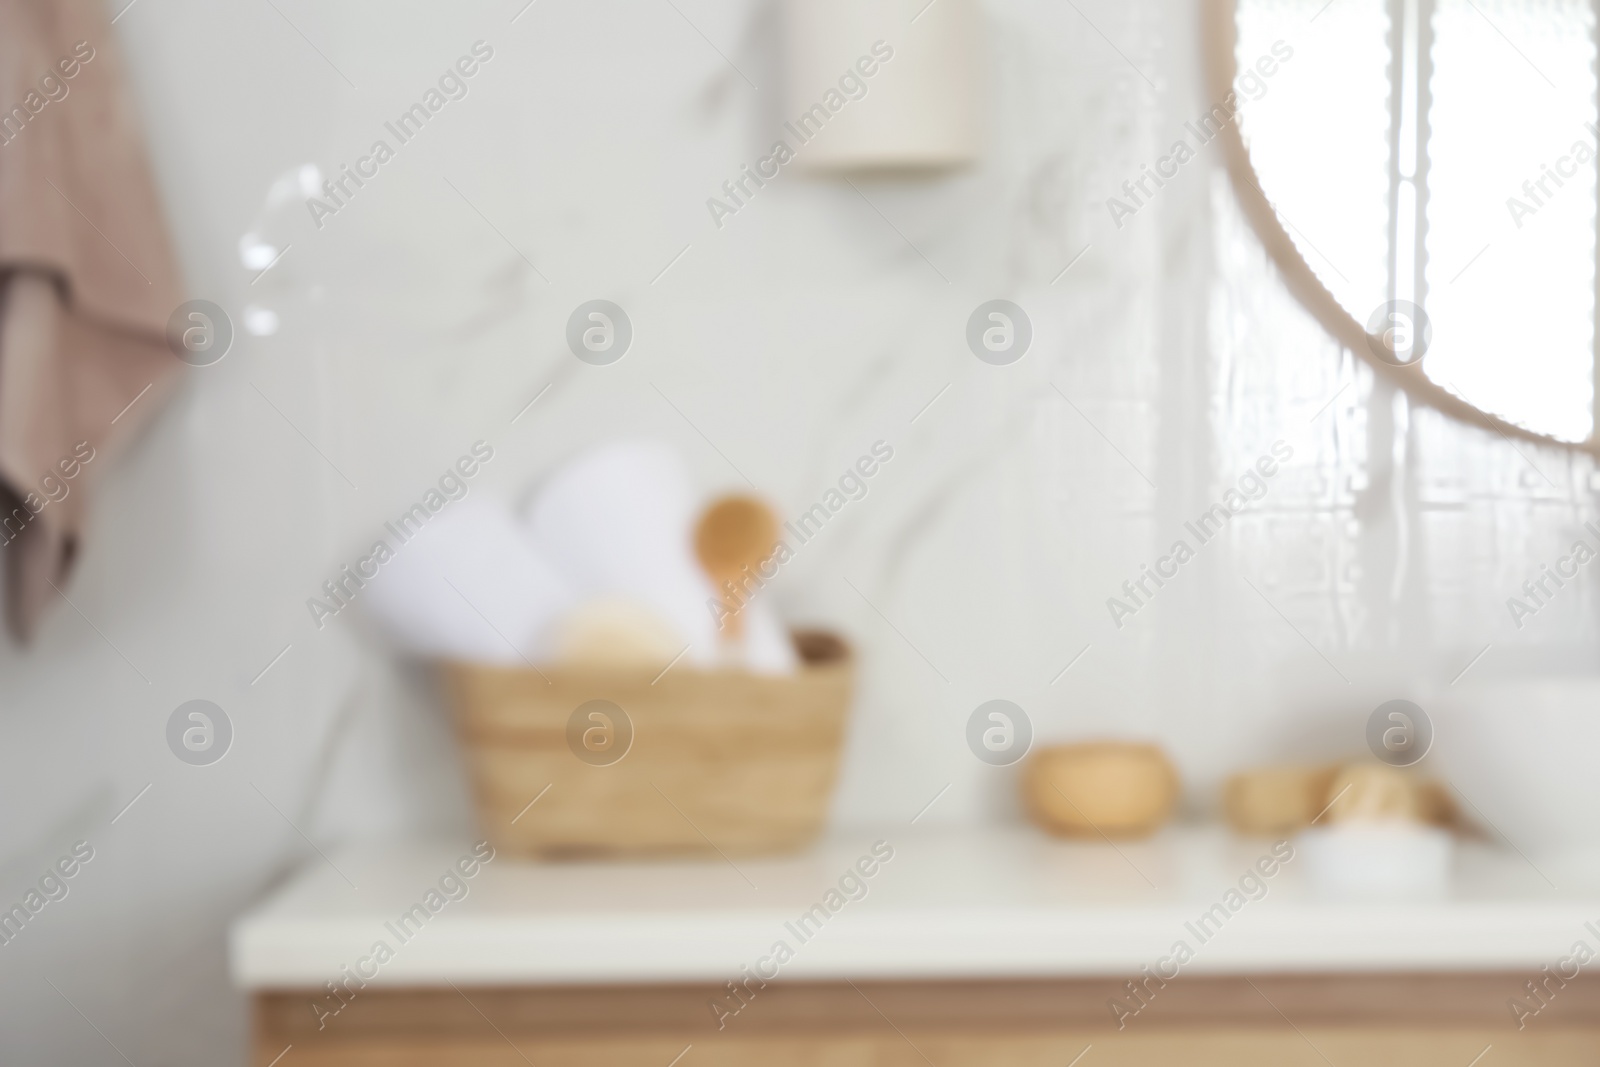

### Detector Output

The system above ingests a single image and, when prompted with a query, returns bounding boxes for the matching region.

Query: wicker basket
[446,630,853,858]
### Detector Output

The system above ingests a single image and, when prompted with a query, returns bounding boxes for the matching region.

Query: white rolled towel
[739,596,800,675]
[361,496,576,664]
[522,440,720,668]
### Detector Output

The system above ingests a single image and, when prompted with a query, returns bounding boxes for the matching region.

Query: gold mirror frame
[1200,0,1594,454]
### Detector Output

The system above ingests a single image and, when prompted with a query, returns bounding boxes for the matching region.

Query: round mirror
[1204,0,1599,449]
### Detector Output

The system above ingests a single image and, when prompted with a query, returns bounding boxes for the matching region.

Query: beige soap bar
[1023,742,1178,839]
[1223,765,1339,835]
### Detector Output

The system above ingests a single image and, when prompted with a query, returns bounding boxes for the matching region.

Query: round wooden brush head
[693,495,780,639]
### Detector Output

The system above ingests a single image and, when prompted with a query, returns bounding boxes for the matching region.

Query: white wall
[1,1,1594,1063]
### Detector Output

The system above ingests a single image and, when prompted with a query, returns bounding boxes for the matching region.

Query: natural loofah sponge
[1322,763,1424,824]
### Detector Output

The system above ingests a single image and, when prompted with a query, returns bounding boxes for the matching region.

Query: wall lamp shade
[782,0,982,173]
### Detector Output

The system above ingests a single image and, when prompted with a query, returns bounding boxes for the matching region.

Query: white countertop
[230,826,1600,989]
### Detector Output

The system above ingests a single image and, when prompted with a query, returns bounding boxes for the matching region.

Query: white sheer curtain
[1222,0,1600,662]
[1073,0,1600,800]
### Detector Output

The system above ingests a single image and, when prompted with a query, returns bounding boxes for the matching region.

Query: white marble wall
[1,0,1595,1063]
